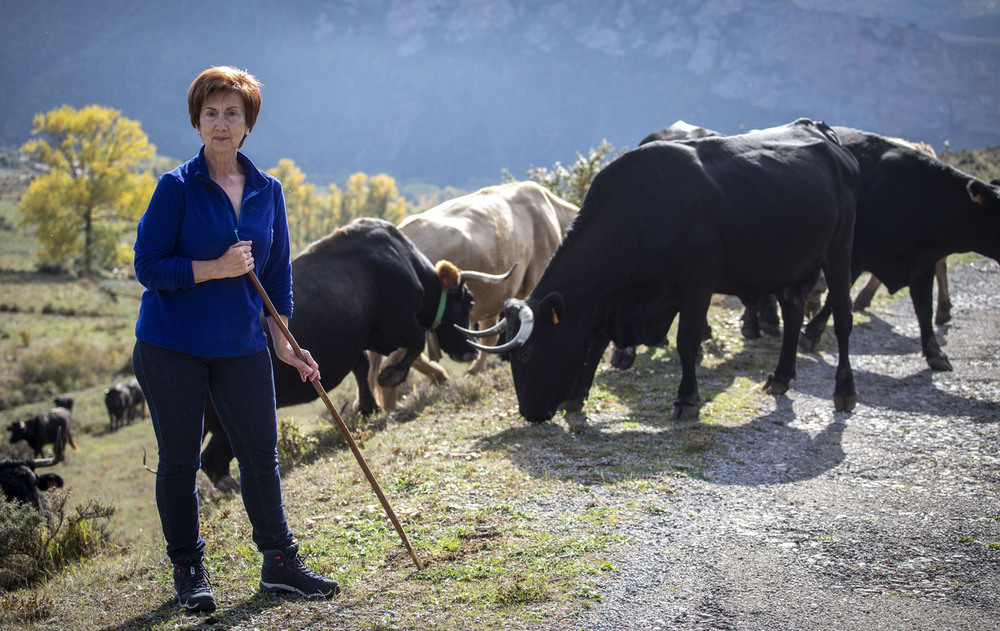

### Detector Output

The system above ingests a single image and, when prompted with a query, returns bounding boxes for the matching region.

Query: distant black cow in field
[105,382,132,431]
[7,408,78,458]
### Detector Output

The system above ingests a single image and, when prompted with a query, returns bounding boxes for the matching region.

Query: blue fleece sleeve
[133,174,197,292]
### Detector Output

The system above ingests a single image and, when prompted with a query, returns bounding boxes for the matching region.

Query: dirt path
[582,258,1000,630]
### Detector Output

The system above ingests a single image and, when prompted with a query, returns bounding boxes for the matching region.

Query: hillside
[1,0,999,188]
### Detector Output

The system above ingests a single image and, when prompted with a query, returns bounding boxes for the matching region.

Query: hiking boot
[260,546,340,598]
[173,562,216,612]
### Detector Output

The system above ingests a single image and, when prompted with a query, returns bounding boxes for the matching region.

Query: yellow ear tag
[551,308,559,324]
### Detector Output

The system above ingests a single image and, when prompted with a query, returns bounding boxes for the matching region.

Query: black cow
[8,408,78,458]
[53,394,74,412]
[195,217,504,488]
[1,457,64,513]
[466,119,860,422]
[800,128,1000,371]
[104,382,132,431]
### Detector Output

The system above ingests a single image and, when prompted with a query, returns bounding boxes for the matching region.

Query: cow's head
[7,421,26,443]
[432,261,518,364]
[431,260,479,363]
[461,292,591,423]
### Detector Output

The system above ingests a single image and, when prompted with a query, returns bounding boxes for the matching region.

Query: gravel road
[582,258,1000,631]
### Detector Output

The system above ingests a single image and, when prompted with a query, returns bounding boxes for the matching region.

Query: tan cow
[372,181,579,410]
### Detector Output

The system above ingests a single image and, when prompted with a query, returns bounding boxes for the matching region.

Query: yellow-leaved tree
[338,172,408,226]
[268,158,340,255]
[19,104,156,274]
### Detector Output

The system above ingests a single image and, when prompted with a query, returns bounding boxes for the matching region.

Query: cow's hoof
[763,374,789,396]
[799,333,819,353]
[377,366,408,387]
[927,355,953,371]
[610,346,636,370]
[760,322,781,337]
[670,402,700,421]
[559,398,585,415]
[833,392,857,413]
[935,306,952,325]
[741,325,761,340]
[213,474,240,494]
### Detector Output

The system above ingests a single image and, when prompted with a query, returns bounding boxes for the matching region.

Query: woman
[133,66,339,612]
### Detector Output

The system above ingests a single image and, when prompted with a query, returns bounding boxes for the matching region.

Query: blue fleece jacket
[134,148,293,357]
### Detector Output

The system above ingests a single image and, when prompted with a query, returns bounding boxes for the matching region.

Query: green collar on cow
[431,291,448,329]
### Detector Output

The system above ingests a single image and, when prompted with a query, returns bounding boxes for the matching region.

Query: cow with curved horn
[463,119,860,422]
[372,181,578,410]
[1,428,65,514]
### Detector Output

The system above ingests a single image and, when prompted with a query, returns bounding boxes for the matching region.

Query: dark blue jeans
[133,340,294,565]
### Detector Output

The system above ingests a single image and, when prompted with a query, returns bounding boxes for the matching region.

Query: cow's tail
[68,429,78,451]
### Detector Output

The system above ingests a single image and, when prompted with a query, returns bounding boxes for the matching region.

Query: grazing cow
[196,217,506,488]
[0,455,64,513]
[126,378,147,422]
[104,382,132,431]
[800,128,1000,371]
[7,408,77,458]
[373,181,579,410]
[637,121,780,346]
[53,394,74,412]
[466,119,860,422]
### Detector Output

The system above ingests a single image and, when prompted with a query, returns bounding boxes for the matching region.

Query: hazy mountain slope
[2,0,998,187]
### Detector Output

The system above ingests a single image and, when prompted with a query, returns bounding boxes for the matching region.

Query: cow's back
[399,181,578,322]
[546,120,859,299]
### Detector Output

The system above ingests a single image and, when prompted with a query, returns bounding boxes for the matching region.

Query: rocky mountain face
[2,0,998,186]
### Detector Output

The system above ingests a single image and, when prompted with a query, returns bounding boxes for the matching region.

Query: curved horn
[454,318,508,339]
[141,446,158,474]
[460,262,517,285]
[460,303,535,354]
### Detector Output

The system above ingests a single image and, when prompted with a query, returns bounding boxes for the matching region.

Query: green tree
[18,104,155,274]
[506,139,625,207]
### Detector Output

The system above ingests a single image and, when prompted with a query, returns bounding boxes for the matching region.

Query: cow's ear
[435,260,461,290]
[538,292,565,325]
[968,179,1000,211]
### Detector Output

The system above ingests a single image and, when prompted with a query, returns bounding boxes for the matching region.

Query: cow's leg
[800,300,832,352]
[411,353,449,384]
[740,300,761,339]
[467,317,496,374]
[757,295,781,337]
[911,268,952,371]
[352,353,381,415]
[561,333,612,414]
[934,258,952,325]
[672,293,712,421]
[610,344,637,370]
[825,262,857,412]
[852,273,882,312]
[377,346,422,388]
[763,292,805,396]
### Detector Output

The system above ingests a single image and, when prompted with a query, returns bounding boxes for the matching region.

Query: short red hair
[187,66,262,136]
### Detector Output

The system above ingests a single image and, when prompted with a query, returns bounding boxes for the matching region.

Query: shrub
[17,339,124,395]
[0,491,118,591]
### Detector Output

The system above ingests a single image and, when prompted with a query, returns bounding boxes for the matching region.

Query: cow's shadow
[99,592,314,631]
[478,314,991,487]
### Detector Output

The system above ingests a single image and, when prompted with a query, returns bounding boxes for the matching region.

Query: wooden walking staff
[246,270,425,571]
